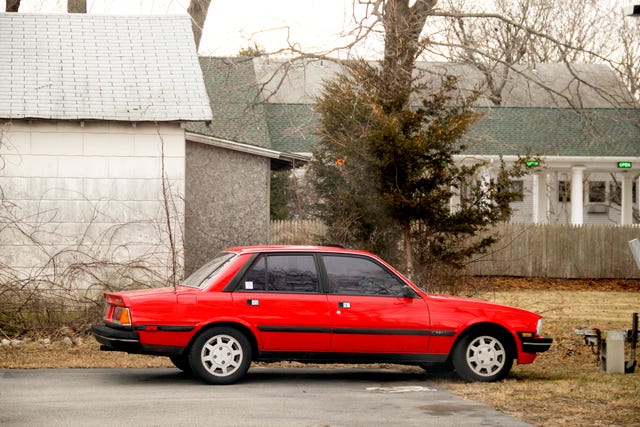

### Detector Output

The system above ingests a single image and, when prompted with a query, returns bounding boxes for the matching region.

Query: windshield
[182,252,236,289]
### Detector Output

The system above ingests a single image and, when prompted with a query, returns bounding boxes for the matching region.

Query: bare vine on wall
[155,125,181,289]
[0,124,186,337]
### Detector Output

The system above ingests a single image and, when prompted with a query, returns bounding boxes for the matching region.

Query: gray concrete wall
[185,140,270,274]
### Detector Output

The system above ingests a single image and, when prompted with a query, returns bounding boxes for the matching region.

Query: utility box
[602,330,626,374]
[628,239,640,271]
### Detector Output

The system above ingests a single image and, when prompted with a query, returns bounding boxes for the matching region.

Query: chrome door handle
[338,302,351,309]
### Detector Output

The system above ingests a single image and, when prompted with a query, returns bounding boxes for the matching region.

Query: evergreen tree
[311,60,530,286]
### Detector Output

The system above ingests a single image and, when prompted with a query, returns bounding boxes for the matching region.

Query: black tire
[169,354,191,373]
[452,332,513,382]
[188,327,252,385]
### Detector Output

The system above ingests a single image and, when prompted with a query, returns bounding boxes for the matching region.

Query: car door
[232,253,331,352]
[322,254,431,354]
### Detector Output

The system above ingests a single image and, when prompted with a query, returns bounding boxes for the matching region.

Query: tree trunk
[381,0,437,109]
[187,0,212,50]
[67,0,86,13]
[403,223,414,281]
[6,0,20,12]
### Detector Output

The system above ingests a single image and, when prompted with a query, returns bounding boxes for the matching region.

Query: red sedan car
[92,245,552,384]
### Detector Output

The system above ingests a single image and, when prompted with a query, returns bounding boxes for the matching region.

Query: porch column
[571,166,585,225]
[449,187,461,213]
[532,172,548,223]
[637,176,640,219]
[621,173,634,224]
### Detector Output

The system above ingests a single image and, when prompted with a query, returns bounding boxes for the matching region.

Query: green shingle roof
[265,105,640,157]
[266,103,320,153]
[192,57,640,158]
[187,57,271,148]
[465,107,640,156]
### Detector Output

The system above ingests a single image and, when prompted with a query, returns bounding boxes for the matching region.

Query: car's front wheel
[452,332,513,382]
[169,354,191,373]
[189,327,252,385]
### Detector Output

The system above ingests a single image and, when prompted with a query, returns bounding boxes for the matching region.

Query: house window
[588,181,606,203]
[609,181,637,205]
[510,180,524,202]
[558,181,570,202]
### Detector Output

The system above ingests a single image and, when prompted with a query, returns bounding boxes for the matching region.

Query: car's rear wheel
[452,332,513,382]
[169,354,191,373]
[189,327,252,385]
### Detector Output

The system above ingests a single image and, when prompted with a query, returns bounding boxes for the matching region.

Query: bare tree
[436,0,552,105]
[67,0,87,14]
[187,0,212,50]
[377,0,437,108]
[5,0,20,12]
[614,8,640,101]
[431,0,618,106]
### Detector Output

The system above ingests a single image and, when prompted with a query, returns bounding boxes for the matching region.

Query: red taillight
[112,306,132,326]
[103,294,131,325]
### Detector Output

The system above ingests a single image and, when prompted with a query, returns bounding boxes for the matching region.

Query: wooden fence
[465,223,640,279]
[269,220,328,245]
[269,220,640,279]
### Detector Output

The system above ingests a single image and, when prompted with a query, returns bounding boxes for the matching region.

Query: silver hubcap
[201,334,243,377]
[465,335,506,377]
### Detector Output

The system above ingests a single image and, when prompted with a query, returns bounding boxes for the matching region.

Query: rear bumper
[91,324,182,356]
[519,334,553,353]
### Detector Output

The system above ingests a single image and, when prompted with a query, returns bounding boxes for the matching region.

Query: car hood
[428,293,541,317]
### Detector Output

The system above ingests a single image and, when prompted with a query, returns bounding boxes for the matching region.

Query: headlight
[536,319,543,336]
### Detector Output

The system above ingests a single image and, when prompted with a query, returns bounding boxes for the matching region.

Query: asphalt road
[0,367,532,426]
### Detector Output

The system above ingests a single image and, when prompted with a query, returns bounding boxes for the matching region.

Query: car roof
[224,245,373,256]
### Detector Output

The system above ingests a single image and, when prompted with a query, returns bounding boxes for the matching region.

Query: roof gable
[0,13,212,122]
[254,58,634,108]
[187,57,271,148]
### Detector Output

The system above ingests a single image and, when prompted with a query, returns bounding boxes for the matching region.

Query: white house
[248,58,640,226]
[0,13,212,285]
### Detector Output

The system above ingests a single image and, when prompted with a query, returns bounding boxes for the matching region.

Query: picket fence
[269,220,640,279]
[269,220,328,245]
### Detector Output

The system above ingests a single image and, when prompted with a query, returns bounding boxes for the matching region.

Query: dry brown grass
[447,279,640,427]
[1,278,639,426]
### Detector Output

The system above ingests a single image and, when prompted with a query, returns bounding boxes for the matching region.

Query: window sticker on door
[245,281,254,290]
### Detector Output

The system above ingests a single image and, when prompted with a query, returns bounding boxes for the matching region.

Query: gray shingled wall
[184,140,270,274]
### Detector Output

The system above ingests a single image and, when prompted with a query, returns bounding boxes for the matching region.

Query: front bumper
[91,323,182,356]
[519,334,553,353]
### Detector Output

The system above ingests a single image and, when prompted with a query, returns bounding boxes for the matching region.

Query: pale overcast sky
[6,0,374,57]
[4,0,635,58]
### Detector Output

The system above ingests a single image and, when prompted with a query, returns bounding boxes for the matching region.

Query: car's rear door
[231,253,331,352]
[321,254,431,354]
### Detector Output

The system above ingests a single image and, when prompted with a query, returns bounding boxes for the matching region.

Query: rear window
[182,252,236,289]
[236,254,320,293]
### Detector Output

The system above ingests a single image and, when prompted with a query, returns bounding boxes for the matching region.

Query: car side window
[238,254,320,293]
[322,255,407,297]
